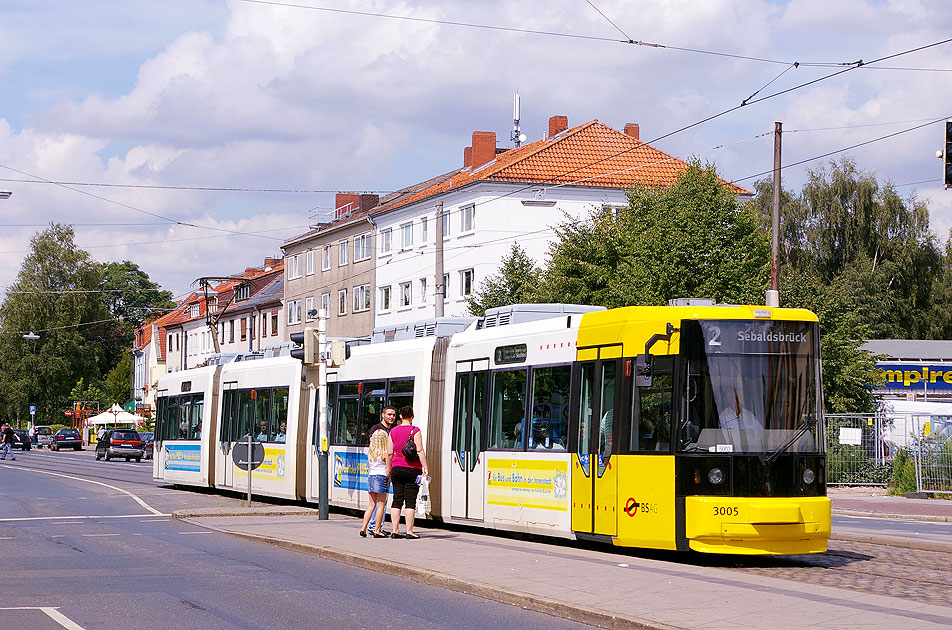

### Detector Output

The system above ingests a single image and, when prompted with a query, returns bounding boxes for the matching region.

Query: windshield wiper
[762,415,817,464]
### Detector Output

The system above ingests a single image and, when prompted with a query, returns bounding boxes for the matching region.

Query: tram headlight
[707,467,724,485]
[802,468,815,485]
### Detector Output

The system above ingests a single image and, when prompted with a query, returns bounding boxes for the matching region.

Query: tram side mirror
[635,354,653,387]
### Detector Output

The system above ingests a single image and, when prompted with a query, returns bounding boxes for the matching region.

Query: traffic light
[289,331,305,362]
[945,120,952,189]
[289,328,319,363]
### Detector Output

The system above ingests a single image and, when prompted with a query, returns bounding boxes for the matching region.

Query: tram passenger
[255,419,269,441]
[387,406,428,539]
[274,421,287,443]
[359,429,390,538]
[718,388,760,431]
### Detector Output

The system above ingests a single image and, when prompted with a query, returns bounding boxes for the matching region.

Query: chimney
[548,115,568,139]
[359,193,379,211]
[335,192,361,219]
[624,123,640,141]
[264,257,281,268]
[463,146,472,168]
[471,131,496,169]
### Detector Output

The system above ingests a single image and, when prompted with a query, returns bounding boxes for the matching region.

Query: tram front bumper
[684,496,831,555]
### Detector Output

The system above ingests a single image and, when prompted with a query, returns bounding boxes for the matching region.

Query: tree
[102,352,132,405]
[538,162,769,306]
[466,244,542,316]
[0,224,110,423]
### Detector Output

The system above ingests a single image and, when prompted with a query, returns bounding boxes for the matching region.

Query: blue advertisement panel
[877,364,952,390]
[334,451,367,491]
[164,444,202,472]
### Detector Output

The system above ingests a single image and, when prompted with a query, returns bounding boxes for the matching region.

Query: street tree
[0,224,110,424]
[538,162,769,306]
[466,244,542,316]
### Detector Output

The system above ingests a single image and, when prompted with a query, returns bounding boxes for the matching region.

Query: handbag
[402,428,419,461]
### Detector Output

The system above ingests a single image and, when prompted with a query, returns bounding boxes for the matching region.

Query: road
[0,447,594,630]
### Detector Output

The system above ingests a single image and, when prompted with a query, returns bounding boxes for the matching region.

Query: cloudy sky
[2,0,951,301]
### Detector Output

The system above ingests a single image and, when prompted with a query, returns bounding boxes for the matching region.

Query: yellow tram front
[572,305,830,555]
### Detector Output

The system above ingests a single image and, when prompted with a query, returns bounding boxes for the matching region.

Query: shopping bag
[416,475,431,517]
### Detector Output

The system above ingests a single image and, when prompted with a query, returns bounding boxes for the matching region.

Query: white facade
[373,182,627,328]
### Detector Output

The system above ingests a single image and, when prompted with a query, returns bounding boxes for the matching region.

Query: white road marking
[81,533,120,537]
[0,465,164,515]
[0,536,12,540]
[179,531,214,535]
[0,514,170,523]
[0,607,85,629]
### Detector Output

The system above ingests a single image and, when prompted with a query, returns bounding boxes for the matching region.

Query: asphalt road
[0,447,594,630]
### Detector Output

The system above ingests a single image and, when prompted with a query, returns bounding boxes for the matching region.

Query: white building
[371,116,745,328]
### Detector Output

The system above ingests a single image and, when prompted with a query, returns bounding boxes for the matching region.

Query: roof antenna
[511,92,527,147]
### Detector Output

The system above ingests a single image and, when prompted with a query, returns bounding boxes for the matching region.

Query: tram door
[220,382,237,489]
[572,352,620,536]
[449,362,488,520]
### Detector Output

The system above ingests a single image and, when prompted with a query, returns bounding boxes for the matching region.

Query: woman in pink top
[387,406,428,539]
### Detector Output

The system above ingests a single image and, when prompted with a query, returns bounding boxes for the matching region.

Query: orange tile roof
[374,120,748,214]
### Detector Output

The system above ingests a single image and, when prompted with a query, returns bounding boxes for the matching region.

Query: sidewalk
[175,493,952,630]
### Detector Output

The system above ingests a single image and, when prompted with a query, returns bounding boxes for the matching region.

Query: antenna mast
[511,93,526,147]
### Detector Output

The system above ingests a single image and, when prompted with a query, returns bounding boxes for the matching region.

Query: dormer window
[189,304,200,318]
[236,285,250,302]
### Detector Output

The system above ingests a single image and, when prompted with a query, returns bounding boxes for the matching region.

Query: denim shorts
[367,474,389,494]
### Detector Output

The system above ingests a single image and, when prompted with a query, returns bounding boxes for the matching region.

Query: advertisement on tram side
[164,444,201,472]
[486,458,569,511]
[230,447,288,480]
[334,451,368,491]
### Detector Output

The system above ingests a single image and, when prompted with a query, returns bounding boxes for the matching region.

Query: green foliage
[466,244,542,316]
[890,447,917,494]
[539,162,769,306]
[102,353,132,405]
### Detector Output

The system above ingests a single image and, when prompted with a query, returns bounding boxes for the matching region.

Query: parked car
[51,428,82,451]
[12,429,31,451]
[95,429,144,462]
[138,431,155,459]
[33,425,53,448]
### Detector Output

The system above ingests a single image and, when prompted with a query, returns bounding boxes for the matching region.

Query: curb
[832,508,952,523]
[829,532,952,554]
[174,513,677,630]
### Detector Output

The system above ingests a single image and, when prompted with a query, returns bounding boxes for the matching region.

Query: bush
[890,447,917,494]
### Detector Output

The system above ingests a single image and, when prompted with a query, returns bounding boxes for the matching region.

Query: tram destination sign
[699,320,814,355]
[494,343,527,365]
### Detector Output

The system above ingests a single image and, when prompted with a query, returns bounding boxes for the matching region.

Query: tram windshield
[678,319,822,455]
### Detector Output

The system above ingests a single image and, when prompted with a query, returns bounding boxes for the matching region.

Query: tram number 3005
[714,506,739,517]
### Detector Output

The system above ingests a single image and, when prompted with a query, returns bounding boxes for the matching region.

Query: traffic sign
[65,410,73,416]
[29,405,36,414]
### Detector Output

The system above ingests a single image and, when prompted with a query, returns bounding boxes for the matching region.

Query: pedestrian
[387,406,428,539]
[1,422,16,460]
[359,428,390,538]
[366,406,397,533]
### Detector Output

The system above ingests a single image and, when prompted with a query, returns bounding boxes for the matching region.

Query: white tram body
[153,365,221,487]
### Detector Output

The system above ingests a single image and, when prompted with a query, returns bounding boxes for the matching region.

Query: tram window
[529,365,570,451]
[336,398,359,445]
[453,373,470,469]
[489,369,527,450]
[189,395,204,439]
[155,397,167,440]
[254,389,272,441]
[236,389,254,440]
[389,379,413,394]
[220,390,235,443]
[633,357,673,452]
[598,362,616,475]
[339,383,359,396]
[361,384,386,445]
[177,399,191,439]
[272,387,289,443]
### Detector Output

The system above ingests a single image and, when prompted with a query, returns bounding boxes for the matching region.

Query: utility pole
[317,308,329,520]
[767,121,782,308]
[434,201,445,318]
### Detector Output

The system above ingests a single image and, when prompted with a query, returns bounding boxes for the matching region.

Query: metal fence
[825,412,952,493]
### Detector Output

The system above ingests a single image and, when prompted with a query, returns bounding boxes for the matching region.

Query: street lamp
[0,191,11,199]
[23,332,39,341]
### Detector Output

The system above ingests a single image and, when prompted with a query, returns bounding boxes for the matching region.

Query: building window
[321,293,330,316]
[420,277,427,304]
[354,233,371,261]
[339,239,349,266]
[338,289,347,316]
[287,299,302,325]
[381,228,392,253]
[421,217,428,243]
[442,273,449,299]
[240,318,248,341]
[400,281,412,307]
[288,254,302,279]
[460,204,474,232]
[305,296,315,321]
[189,303,200,318]
[229,320,235,343]
[353,284,371,312]
[401,223,413,249]
[379,286,391,311]
[442,211,451,237]
[460,268,474,297]
[250,314,256,340]
[235,285,250,302]
[322,245,331,271]
[271,312,278,336]
[306,249,315,275]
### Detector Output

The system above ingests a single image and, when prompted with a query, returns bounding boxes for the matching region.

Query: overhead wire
[0,177,389,194]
